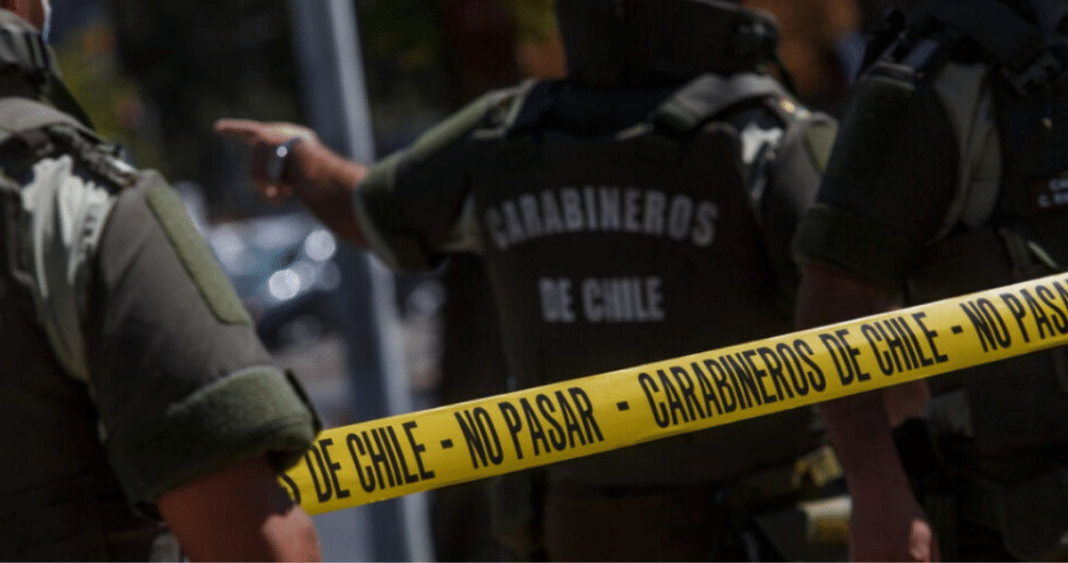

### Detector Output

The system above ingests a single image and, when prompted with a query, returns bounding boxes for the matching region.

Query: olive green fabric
[107,367,319,504]
[354,87,520,272]
[821,74,916,190]
[802,121,836,173]
[761,112,839,307]
[795,64,960,290]
[794,204,918,289]
[90,178,320,505]
[144,180,252,326]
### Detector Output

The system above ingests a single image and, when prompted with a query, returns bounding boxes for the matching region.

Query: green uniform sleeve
[354,87,522,272]
[84,170,320,505]
[793,64,961,290]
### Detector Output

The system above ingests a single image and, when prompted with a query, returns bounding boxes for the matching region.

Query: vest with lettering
[466,74,824,486]
[884,0,1068,459]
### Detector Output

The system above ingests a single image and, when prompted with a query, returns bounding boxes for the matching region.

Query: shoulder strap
[922,0,1046,65]
[0,19,93,129]
[0,21,54,87]
[0,96,132,187]
[500,79,563,137]
[502,73,788,140]
[904,0,1065,96]
[0,96,95,140]
[649,73,788,138]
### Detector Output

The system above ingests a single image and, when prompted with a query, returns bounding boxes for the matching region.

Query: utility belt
[488,445,845,561]
[727,445,849,562]
[894,418,1068,561]
[720,445,842,513]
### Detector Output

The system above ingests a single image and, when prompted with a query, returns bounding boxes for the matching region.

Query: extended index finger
[213,118,264,143]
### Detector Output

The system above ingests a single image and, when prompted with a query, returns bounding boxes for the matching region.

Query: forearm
[820,392,912,497]
[158,455,322,562]
[797,263,940,560]
[796,263,914,491]
[288,140,368,248]
[213,118,370,249]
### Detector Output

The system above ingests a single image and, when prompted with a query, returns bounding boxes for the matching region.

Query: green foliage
[500,0,557,43]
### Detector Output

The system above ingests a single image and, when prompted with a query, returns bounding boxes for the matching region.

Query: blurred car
[204,210,343,350]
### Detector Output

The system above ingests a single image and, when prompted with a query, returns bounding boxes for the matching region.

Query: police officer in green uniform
[794,0,1068,560]
[0,1,323,560]
[218,0,843,559]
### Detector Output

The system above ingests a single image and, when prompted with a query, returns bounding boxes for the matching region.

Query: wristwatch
[265,136,305,183]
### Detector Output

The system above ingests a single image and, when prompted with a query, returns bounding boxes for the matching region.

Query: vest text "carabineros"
[484,186,720,250]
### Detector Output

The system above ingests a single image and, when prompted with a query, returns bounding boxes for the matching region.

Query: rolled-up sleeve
[75,170,320,505]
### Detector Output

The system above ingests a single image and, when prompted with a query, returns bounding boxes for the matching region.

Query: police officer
[0,1,323,560]
[794,0,1068,560]
[218,0,841,560]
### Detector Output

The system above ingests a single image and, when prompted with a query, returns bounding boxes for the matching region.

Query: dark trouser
[494,447,846,562]
[543,480,749,562]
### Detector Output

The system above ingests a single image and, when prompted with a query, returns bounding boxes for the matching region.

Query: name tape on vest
[282,272,1068,516]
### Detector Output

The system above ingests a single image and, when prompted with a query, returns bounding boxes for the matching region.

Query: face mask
[41,0,52,42]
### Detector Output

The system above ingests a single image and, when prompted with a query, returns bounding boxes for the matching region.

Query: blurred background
[46,0,921,560]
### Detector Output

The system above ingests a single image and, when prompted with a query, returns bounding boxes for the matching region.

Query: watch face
[266,143,288,183]
[267,138,303,183]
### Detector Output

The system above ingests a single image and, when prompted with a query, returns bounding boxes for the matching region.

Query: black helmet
[554,0,781,87]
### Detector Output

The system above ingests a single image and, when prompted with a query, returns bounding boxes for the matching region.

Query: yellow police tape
[281,272,1068,516]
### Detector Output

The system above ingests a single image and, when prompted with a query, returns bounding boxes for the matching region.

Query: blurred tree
[355,0,452,153]
[500,0,564,79]
[52,15,168,174]
[433,0,520,104]
[107,0,300,216]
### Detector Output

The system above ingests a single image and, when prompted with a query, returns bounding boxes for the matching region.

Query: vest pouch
[963,228,1068,454]
[906,228,1016,396]
[906,228,1015,304]
[750,493,850,562]
[734,446,848,562]
[999,227,1068,395]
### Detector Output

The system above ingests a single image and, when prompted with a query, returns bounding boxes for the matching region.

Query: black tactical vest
[876,0,1068,459]
[465,73,824,485]
[0,45,174,558]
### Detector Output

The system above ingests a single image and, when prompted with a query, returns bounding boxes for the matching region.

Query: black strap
[46,78,95,131]
[503,80,562,137]
[0,22,53,85]
[910,0,1068,97]
[0,21,93,130]
[0,97,131,186]
[923,0,1046,67]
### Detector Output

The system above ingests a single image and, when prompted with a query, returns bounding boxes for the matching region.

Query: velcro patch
[144,179,252,326]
